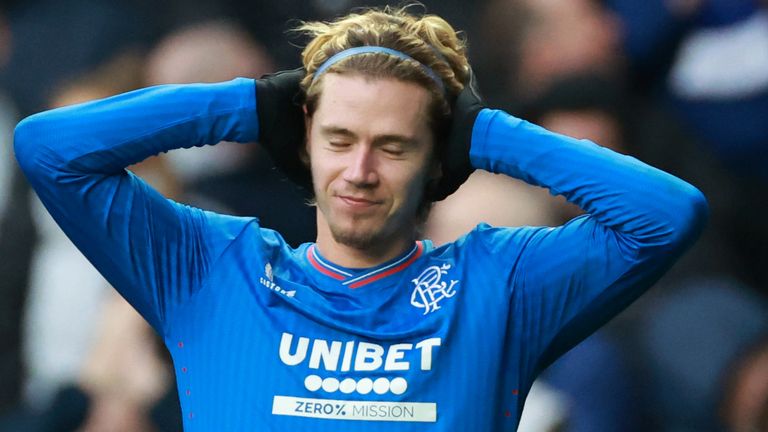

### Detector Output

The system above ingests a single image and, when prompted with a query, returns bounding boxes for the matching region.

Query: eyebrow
[320,126,419,148]
[321,126,357,139]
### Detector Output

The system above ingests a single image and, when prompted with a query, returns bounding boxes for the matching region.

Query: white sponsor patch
[272,395,436,422]
[279,332,441,372]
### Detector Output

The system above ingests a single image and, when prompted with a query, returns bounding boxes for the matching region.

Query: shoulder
[197,212,311,281]
[241,223,309,273]
[189,206,257,241]
[423,223,552,273]
[451,222,551,254]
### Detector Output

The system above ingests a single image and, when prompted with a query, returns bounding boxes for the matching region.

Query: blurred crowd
[0,0,766,431]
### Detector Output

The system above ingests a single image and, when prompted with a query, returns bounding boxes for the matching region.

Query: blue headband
[311,46,445,94]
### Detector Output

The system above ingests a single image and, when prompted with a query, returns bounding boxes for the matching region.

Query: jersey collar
[307,241,425,289]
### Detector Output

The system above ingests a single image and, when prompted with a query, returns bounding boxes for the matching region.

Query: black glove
[254,68,312,189]
[430,69,483,201]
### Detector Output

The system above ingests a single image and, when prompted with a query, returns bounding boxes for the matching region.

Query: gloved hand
[430,69,483,201]
[254,68,312,189]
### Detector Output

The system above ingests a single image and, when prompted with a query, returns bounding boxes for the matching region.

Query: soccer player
[14,6,707,431]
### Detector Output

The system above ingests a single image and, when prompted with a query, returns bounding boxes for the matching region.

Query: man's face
[306,73,436,250]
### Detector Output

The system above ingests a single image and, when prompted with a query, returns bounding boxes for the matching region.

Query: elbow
[13,116,39,173]
[14,113,45,175]
[665,182,709,249]
[622,180,709,260]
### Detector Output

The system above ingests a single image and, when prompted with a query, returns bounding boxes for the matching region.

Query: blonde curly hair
[294,5,470,125]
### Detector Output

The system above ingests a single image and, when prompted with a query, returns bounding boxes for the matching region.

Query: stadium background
[0,0,767,430]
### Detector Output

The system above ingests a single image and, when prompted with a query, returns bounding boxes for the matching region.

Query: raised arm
[14,78,260,331]
[447,78,708,377]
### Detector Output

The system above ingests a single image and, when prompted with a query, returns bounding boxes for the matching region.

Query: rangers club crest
[410,263,458,315]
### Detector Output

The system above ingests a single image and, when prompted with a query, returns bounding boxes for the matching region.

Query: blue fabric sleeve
[468,108,708,374]
[14,78,259,332]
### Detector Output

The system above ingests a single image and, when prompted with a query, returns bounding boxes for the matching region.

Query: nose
[343,145,379,187]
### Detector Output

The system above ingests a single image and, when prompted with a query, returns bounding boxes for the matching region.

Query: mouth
[336,195,381,209]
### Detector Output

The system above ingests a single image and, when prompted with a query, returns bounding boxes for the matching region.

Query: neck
[315,214,416,268]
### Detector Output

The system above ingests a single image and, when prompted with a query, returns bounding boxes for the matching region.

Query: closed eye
[380,145,405,156]
[327,141,352,151]
[373,134,418,157]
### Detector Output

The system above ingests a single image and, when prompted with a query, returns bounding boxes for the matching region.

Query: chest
[165,253,514,430]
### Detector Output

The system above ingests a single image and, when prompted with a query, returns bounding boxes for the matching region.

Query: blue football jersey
[14,78,708,431]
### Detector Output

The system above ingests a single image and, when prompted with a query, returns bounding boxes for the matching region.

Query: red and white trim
[307,242,424,288]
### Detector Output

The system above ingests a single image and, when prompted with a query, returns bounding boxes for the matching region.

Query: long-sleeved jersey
[14,78,707,431]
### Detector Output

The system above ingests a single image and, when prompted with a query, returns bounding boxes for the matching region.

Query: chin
[330,224,385,250]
